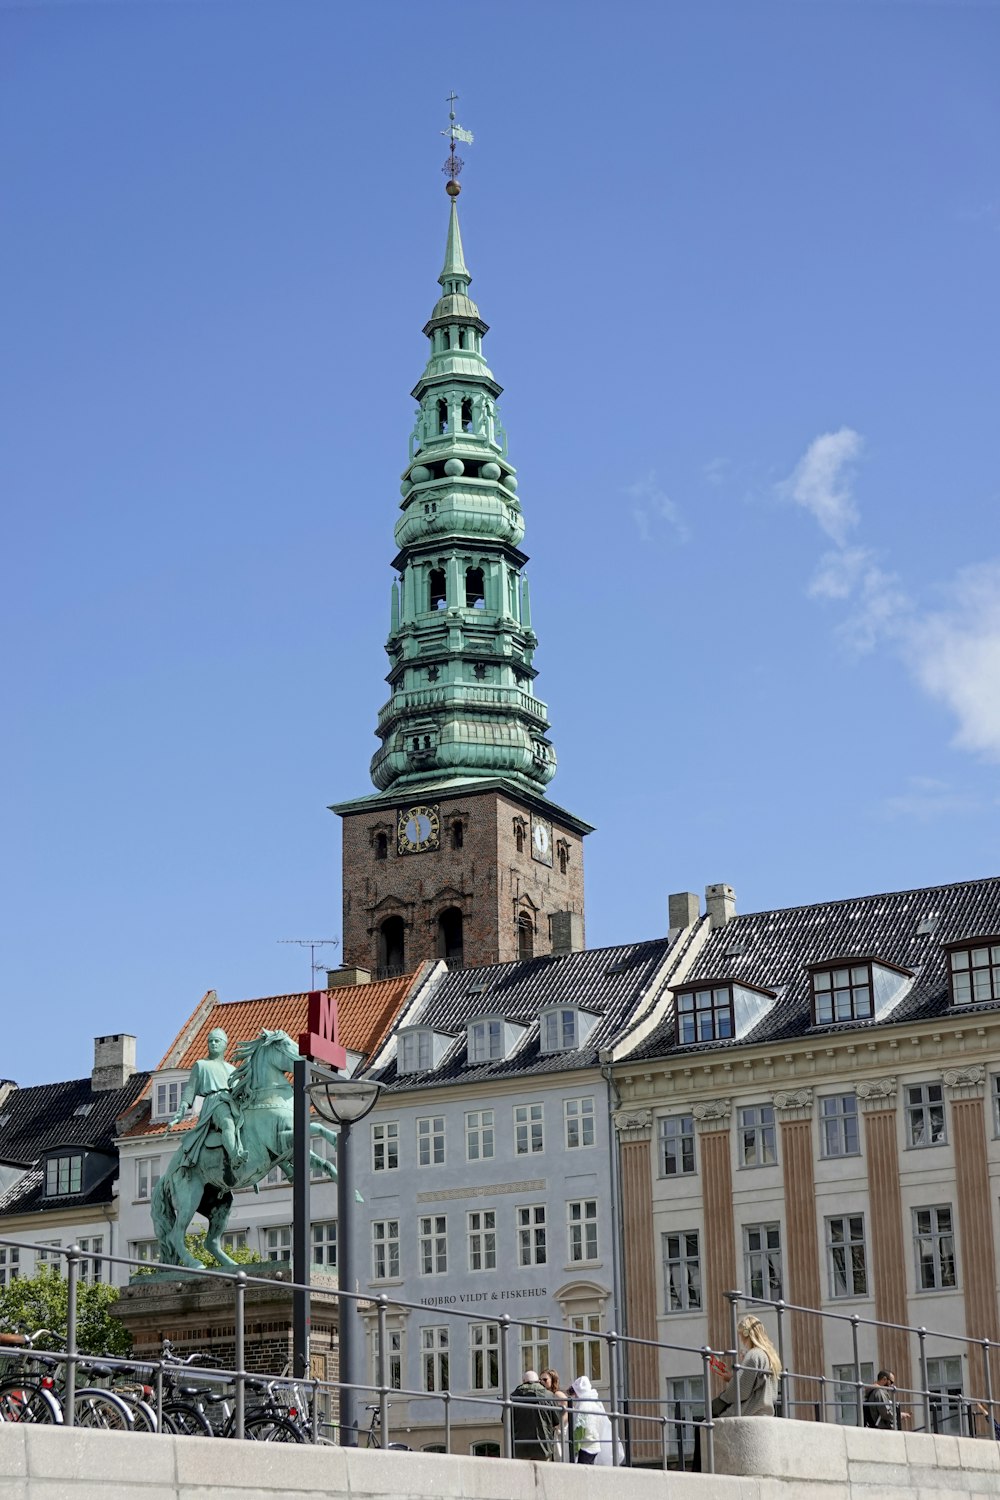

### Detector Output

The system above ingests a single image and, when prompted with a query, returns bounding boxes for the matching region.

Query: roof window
[396,1027,452,1076]
[44,1152,84,1198]
[539,1006,597,1054]
[947,939,1000,1007]
[73,1102,94,1118]
[674,980,776,1046]
[809,957,913,1026]
[466,1015,526,1065]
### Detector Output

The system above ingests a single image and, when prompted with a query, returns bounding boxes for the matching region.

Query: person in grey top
[712,1315,781,1418]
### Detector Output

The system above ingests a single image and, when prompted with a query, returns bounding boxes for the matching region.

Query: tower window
[474,663,487,680]
[427,666,439,683]
[437,399,449,435]
[458,329,466,350]
[429,568,446,610]
[438,908,465,966]
[378,916,405,979]
[374,831,388,861]
[461,398,474,432]
[514,819,526,854]
[518,915,534,960]
[558,843,569,875]
[451,820,464,850]
[466,567,485,608]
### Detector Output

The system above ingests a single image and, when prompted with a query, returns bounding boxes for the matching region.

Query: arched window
[437,398,449,435]
[465,567,485,608]
[517,915,534,960]
[437,908,464,966]
[558,844,568,875]
[451,820,464,850]
[514,820,525,854]
[429,568,446,610]
[378,916,405,978]
[461,398,474,432]
[374,831,388,861]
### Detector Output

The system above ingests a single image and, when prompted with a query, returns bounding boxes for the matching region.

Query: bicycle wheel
[74,1389,135,1432]
[242,1414,305,1443]
[0,1380,63,1424]
[119,1395,158,1433]
[162,1400,214,1437]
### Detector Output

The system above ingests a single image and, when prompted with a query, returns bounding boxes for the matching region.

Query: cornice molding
[614,1107,653,1141]
[943,1063,986,1100]
[772,1087,814,1121]
[855,1076,898,1112]
[691,1098,732,1133]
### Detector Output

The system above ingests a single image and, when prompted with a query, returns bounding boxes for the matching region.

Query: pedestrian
[863,1371,911,1430]
[511,1369,560,1461]
[567,1374,621,1465]
[541,1368,568,1460]
[693,1315,781,1471]
[973,1403,1000,1440]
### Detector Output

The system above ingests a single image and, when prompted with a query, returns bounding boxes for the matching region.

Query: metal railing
[1,1234,999,1470]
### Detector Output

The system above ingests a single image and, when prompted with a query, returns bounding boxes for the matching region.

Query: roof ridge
[731,874,1000,924]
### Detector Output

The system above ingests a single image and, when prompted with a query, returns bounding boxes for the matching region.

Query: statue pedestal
[114,1263,340,1382]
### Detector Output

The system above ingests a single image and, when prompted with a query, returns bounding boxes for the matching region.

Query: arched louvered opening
[465,567,485,608]
[378,916,405,978]
[437,908,464,966]
[517,915,534,960]
[429,569,447,610]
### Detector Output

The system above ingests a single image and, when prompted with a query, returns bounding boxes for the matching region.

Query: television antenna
[278,938,340,990]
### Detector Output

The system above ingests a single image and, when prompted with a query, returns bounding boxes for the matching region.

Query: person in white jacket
[567,1374,622,1466]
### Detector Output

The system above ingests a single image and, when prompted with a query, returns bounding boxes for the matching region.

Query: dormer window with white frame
[808,957,913,1026]
[674,980,776,1046]
[397,1027,452,1076]
[466,1016,526,1065]
[152,1075,185,1122]
[947,939,1000,1007]
[539,1006,597,1055]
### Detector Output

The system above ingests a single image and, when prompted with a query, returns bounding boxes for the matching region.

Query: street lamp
[307,1074,382,1446]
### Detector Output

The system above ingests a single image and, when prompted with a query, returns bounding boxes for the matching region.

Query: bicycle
[0,1329,135,1431]
[364,1401,410,1450]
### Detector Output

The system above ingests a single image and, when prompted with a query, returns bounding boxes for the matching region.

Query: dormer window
[154,1079,183,1121]
[947,940,1000,1006]
[397,1027,452,1076]
[468,1018,504,1064]
[808,956,914,1026]
[539,1007,597,1054]
[44,1153,83,1197]
[674,980,777,1045]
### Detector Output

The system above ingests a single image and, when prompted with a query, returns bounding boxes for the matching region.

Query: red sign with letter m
[298,989,347,1070]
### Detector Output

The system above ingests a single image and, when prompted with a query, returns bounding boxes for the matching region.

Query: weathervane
[441,90,473,197]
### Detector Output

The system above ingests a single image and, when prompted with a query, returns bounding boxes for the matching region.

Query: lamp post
[307,1075,382,1445]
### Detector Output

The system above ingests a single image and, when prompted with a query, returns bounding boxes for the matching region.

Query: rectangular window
[520,1322,550,1378]
[950,944,1000,1006]
[419,1215,448,1276]
[261,1163,285,1187]
[399,1030,433,1073]
[542,1009,578,1052]
[155,1080,181,1119]
[36,1242,62,1274]
[422,1326,449,1392]
[263,1226,291,1261]
[676,985,734,1044]
[738,1104,777,1168]
[310,1133,337,1181]
[372,1121,399,1172]
[570,1313,603,1384]
[663,1231,702,1313]
[468,1210,497,1272]
[130,1240,159,1266]
[311,1221,337,1269]
[514,1102,544,1155]
[417,1115,445,1167]
[913,1206,956,1290]
[927,1356,964,1435]
[819,1095,860,1158]
[44,1154,83,1197]
[470,1322,500,1391]
[564,1096,595,1149]
[76,1236,104,1285]
[812,964,874,1023]
[667,1376,705,1460]
[372,1219,401,1280]
[517,1205,547,1267]
[136,1156,163,1201]
[743,1222,782,1301]
[832,1362,874,1426]
[468,1019,504,1063]
[826,1214,867,1298]
[659,1114,696,1176]
[222,1229,248,1255]
[466,1109,495,1161]
[568,1199,599,1263]
[374,1327,403,1391]
[0,1247,20,1287]
[906,1083,946,1147]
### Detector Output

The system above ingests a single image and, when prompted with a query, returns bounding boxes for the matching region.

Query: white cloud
[903,562,1000,762]
[781,427,863,546]
[626,472,690,544]
[882,775,981,822]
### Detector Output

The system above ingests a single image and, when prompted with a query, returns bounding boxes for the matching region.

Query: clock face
[531,816,553,866]
[397,803,441,855]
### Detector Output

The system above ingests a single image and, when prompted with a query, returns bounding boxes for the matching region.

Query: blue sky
[3,0,998,1085]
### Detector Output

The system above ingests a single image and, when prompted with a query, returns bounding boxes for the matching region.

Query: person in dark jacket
[863,1371,910,1430]
[511,1369,560,1461]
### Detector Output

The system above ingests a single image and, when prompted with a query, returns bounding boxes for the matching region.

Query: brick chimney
[705,883,736,928]
[92,1034,137,1092]
[668,892,700,939]
[0,1080,17,1110]
[550,910,584,955]
[326,966,372,989]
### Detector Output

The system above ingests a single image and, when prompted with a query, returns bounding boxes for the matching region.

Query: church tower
[333,118,591,976]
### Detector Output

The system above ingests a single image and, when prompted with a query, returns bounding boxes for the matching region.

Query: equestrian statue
[151,1027,339,1268]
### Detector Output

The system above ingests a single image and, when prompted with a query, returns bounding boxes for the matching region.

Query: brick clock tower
[333,133,591,977]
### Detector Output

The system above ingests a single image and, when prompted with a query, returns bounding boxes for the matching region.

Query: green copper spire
[368,188,557,797]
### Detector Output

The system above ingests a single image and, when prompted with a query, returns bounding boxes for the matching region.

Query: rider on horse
[169,1027,247,1184]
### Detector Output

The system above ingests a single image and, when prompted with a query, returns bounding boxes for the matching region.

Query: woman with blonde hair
[712,1315,782,1419]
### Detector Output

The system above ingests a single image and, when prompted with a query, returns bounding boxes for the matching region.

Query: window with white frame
[663,1231,702,1313]
[667,1376,705,1459]
[948,942,1000,1006]
[77,1236,104,1284]
[913,1206,956,1290]
[540,1008,589,1053]
[468,1018,504,1064]
[466,1108,495,1160]
[135,1156,162,1201]
[470,1322,500,1391]
[738,1104,777,1167]
[222,1229,248,1255]
[520,1322,550,1377]
[517,1205,546,1266]
[514,1102,544,1154]
[154,1080,182,1120]
[820,1094,860,1158]
[419,1215,448,1275]
[0,1247,20,1287]
[372,1219,400,1280]
[44,1153,83,1197]
[312,1221,337,1269]
[832,1362,874,1426]
[568,1199,599,1263]
[659,1114,696,1176]
[906,1083,946,1147]
[261,1162,286,1187]
[263,1225,291,1261]
[130,1240,159,1267]
[422,1326,449,1392]
[310,1133,337,1181]
[826,1214,867,1298]
[373,1327,403,1390]
[743,1222,782,1301]
[417,1115,445,1167]
[372,1120,399,1171]
[468,1210,496,1271]
[926,1356,964,1434]
[570,1313,603,1384]
[36,1242,62,1273]
[398,1030,434,1074]
[564,1096,595,1149]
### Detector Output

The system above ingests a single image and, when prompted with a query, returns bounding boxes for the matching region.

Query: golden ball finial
[446,178,461,198]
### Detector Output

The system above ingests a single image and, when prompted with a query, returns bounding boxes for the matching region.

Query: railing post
[661,1414,670,1472]
[499,1315,512,1459]
[701,1345,716,1474]
[982,1338,996,1433]
[64,1244,79,1428]
[234,1270,247,1440]
[444,1388,452,1455]
[376,1295,389,1449]
[918,1327,930,1433]
[607,1329,621,1464]
[850,1315,863,1426]
[155,1359,164,1433]
[726,1290,742,1416]
[775,1299,788,1417]
[311,1378,320,1444]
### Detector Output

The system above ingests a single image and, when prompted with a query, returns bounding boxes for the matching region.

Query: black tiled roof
[627,876,1000,1061]
[373,938,672,1091]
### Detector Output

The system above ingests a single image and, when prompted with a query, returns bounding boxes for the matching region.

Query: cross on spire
[441,91,473,193]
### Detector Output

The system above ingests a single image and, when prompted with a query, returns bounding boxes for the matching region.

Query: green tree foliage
[0,1267,131,1357]
[182,1232,261,1268]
